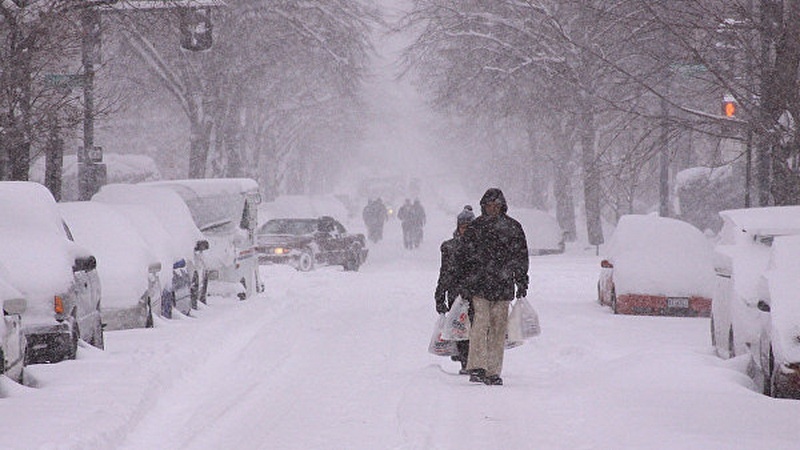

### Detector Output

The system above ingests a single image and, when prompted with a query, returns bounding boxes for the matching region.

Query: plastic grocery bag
[442,296,471,341]
[428,315,458,356]
[507,297,541,341]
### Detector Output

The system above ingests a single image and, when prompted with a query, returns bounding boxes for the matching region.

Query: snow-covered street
[1,210,798,450]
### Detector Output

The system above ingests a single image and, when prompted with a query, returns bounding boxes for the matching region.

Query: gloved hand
[515,284,527,299]
[436,301,448,314]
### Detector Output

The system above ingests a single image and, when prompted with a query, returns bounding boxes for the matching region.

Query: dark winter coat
[435,233,469,311]
[457,188,529,302]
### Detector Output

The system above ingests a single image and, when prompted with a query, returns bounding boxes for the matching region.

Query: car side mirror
[757,300,771,313]
[601,259,613,269]
[148,262,162,274]
[195,240,209,252]
[3,298,26,315]
[73,256,97,272]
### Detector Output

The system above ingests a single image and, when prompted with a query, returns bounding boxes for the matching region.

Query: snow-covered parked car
[511,207,565,255]
[753,234,800,398]
[142,178,263,300]
[598,214,714,316]
[0,182,103,364]
[0,265,27,383]
[93,184,208,317]
[711,206,800,397]
[58,202,162,330]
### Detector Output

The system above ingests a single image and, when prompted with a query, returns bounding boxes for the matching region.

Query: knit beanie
[457,205,475,225]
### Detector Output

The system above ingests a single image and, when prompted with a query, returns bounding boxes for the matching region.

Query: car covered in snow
[256,216,368,271]
[711,206,800,397]
[0,182,103,364]
[598,214,714,316]
[58,202,162,330]
[93,184,208,317]
[510,207,566,255]
[752,234,800,398]
[142,178,263,300]
[0,266,27,383]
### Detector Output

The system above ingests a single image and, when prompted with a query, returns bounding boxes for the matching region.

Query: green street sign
[43,74,85,90]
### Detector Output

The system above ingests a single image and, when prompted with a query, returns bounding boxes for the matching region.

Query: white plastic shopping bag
[506,305,525,349]
[442,296,471,341]
[508,297,541,340]
[428,314,458,356]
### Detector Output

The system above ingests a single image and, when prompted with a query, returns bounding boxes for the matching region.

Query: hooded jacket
[456,188,529,301]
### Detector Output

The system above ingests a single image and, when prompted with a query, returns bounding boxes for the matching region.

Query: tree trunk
[44,117,64,201]
[554,159,577,242]
[579,105,604,246]
[188,120,212,179]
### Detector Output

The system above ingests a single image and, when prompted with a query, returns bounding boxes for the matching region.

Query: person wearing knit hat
[456,188,528,386]
[434,205,476,373]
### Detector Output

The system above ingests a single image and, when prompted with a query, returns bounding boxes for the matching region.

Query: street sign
[43,74,84,91]
[78,146,103,163]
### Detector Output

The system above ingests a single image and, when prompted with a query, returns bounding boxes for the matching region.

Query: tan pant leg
[486,300,511,377]
[466,297,490,371]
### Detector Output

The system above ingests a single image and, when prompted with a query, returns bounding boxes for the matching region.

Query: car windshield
[261,219,318,235]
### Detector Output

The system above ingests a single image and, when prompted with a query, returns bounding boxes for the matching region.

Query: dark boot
[469,368,486,383]
[484,375,503,386]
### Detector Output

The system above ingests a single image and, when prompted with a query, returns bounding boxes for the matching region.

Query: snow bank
[605,214,714,297]
[509,207,564,253]
[29,153,162,201]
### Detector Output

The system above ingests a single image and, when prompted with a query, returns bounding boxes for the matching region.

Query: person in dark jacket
[457,188,528,386]
[434,205,475,374]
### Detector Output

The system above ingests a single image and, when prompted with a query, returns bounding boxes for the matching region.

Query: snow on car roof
[59,202,156,309]
[0,181,65,236]
[143,178,258,197]
[719,206,800,241]
[141,179,258,232]
[606,214,714,297]
[93,184,204,260]
[762,235,800,363]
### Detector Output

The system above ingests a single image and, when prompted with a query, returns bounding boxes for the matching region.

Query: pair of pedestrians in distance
[398,198,426,249]
[434,188,529,386]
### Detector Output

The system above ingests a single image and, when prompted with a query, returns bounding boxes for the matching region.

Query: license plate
[667,297,689,308]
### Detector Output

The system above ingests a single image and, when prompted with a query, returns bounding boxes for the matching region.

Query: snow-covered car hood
[606,215,714,298]
[762,235,800,363]
[0,229,80,317]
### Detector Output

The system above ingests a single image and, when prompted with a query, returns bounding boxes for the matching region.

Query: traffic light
[722,94,737,118]
[179,8,213,52]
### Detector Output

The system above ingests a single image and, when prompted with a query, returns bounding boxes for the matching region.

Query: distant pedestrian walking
[397,198,413,249]
[362,198,388,243]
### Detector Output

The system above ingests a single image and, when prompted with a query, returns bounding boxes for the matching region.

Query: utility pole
[78,7,104,200]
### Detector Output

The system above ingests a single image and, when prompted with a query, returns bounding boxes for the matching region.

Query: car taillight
[54,296,65,314]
